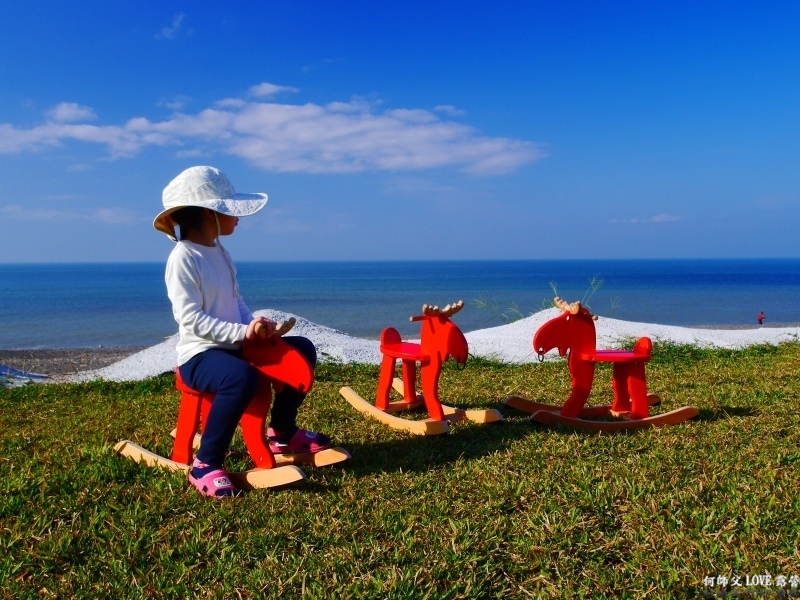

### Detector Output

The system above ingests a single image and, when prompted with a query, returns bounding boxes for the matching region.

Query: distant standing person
[758,311,765,325]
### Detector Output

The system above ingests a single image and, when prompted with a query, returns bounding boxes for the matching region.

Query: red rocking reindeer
[505,297,698,432]
[341,301,502,435]
[116,318,350,489]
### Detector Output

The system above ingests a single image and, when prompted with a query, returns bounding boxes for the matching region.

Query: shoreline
[0,347,148,377]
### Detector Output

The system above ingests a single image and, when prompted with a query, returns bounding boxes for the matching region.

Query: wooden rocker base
[273,447,351,467]
[392,378,504,424]
[504,394,696,431]
[167,429,352,468]
[528,406,699,432]
[114,440,306,489]
[504,394,662,418]
[340,386,452,436]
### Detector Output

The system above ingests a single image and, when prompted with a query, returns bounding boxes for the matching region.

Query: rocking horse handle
[255,317,296,339]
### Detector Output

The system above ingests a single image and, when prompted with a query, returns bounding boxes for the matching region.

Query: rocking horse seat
[380,339,427,362]
[580,336,652,364]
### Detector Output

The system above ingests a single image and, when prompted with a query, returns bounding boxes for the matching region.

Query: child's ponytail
[171,206,205,241]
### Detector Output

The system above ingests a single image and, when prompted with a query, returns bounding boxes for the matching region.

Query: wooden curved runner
[504,394,698,431]
[167,428,351,468]
[528,405,700,432]
[114,440,306,489]
[340,386,454,436]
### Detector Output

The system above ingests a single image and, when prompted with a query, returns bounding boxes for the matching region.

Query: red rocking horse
[116,318,350,489]
[504,297,698,432]
[340,301,502,435]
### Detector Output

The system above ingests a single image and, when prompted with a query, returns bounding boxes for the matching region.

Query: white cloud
[1,204,76,220]
[385,108,438,123]
[43,194,84,201]
[260,208,315,234]
[157,13,186,40]
[91,208,137,224]
[611,214,683,224]
[46,102,97,123]
[0,203,137,223]
[651,213,682,223]
[0,85,545,175]
[248,83,300,98]
[435,105,467,117]
[160,95,190,111]
[175,149,205,158]
[214,98,247,109]
[754,194,797,208]
[65,163,94,172]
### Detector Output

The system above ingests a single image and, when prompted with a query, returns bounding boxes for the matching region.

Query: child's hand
[246,317,277,341]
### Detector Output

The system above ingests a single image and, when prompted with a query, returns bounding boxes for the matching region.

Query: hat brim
[154,193,268,240]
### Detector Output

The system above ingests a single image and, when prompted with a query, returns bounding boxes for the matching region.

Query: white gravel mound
[62,307,800,383]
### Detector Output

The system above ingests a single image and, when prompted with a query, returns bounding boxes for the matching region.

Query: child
[154,166,331,498]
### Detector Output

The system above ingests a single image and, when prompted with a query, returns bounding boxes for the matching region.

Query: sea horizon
[4,256,800,265]
[2,258,799,350]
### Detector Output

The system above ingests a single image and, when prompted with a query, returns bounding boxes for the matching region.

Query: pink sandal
[268,427,331,454]
[188,462,239,498]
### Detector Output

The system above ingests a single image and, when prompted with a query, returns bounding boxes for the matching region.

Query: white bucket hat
[153,166,268,240]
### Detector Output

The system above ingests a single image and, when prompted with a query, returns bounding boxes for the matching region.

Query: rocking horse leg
[610,364,632,416]
[239,376,276,469]
[400,359,418,404]
[561,361,594,418]
[627,361,650,420]
[171,389,203,465]
[419,357,446,421]
[375,355,397,411]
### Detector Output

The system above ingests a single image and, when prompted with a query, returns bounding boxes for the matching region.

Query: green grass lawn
[2,342,799,599]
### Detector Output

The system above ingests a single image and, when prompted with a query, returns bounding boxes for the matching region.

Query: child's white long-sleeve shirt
[165,240,255,366]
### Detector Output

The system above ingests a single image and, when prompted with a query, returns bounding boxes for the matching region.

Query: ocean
[1,259,799,349]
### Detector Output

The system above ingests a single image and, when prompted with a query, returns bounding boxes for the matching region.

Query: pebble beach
[2,307,798,384]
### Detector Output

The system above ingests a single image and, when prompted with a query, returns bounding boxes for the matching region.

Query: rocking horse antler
[415,300,464,321]
[554,297,598,321]
[554,296,580,314]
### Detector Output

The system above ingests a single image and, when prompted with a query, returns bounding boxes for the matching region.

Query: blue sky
[1,1,798,263]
